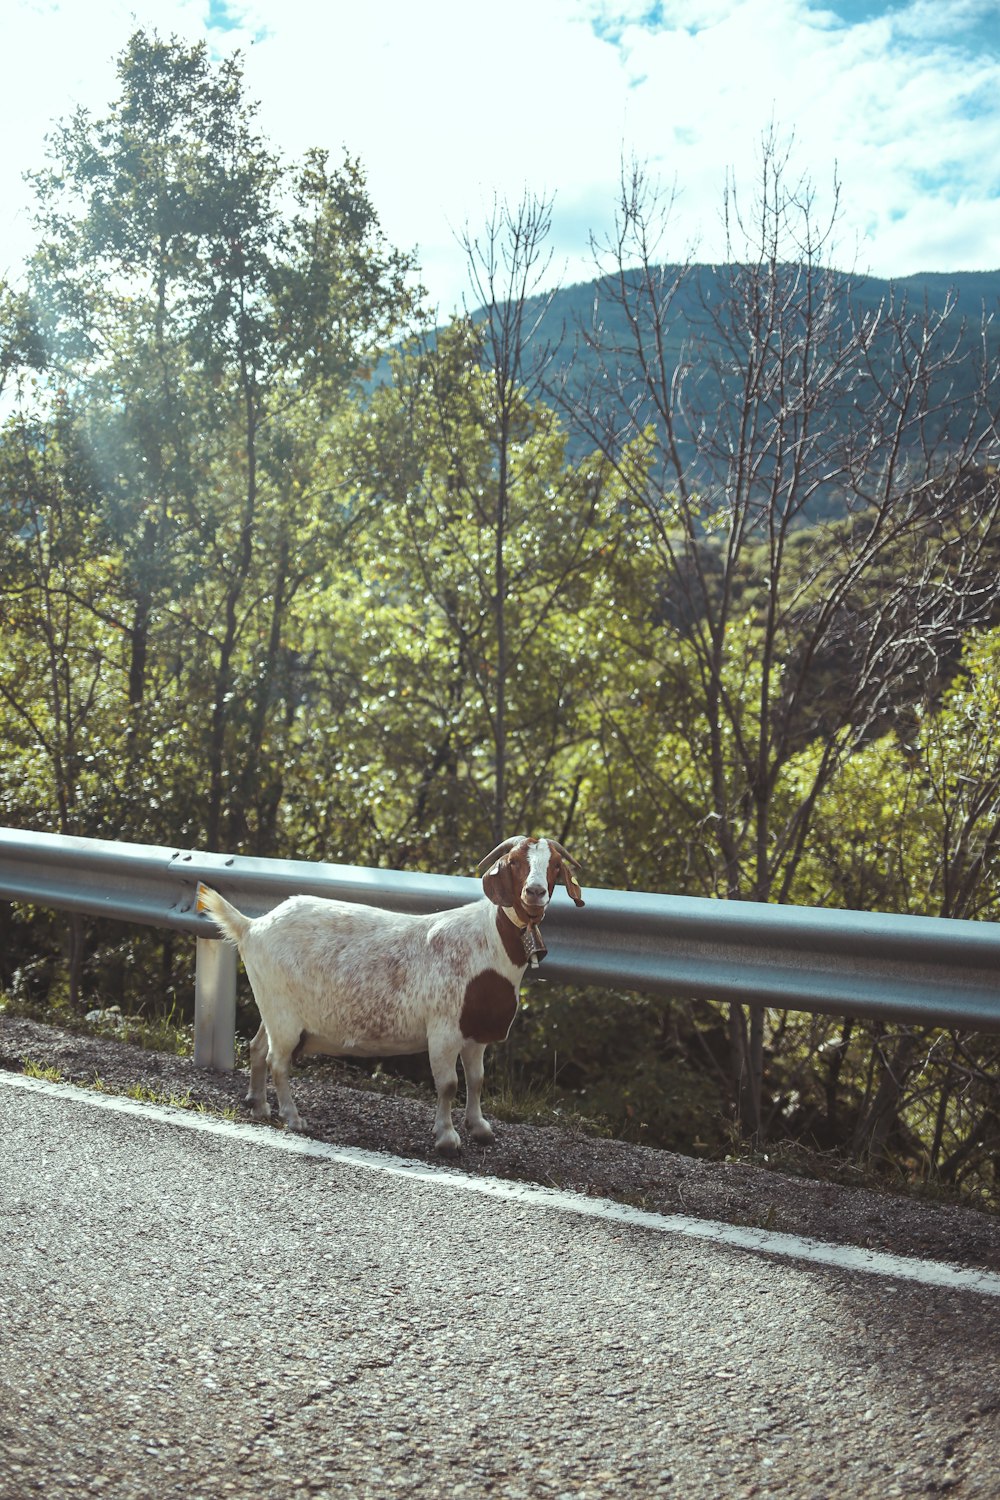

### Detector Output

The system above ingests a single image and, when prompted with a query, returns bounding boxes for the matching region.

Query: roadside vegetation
[1,32,999,1213]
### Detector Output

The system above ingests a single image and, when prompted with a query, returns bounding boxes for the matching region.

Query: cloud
[2,0,997,313]
[581,0,1000,276]
[234,0,631,307]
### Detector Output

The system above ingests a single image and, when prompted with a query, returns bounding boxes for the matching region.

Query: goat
[196,836,584,1153]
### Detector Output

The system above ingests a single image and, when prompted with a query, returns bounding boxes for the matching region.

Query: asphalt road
[2,1075,999,1500]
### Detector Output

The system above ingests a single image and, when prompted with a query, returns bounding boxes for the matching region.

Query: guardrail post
[193,937,237,1071]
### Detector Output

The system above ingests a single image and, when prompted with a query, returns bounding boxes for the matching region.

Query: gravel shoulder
[4,1011,1000,1275]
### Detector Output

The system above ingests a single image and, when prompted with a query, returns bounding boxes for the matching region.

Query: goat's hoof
[281,1113,307,1132]
[469,1121,495,1145]
[434,1129,462,1155]
[247,1097,271,1120]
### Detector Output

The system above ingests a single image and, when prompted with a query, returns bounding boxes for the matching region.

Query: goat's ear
[559,864,585,907]
[482,857,517,908]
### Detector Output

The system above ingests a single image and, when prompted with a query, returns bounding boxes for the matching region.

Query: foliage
[287,316,615,865]
[558,136,1000,1135]
[23,31,418,857]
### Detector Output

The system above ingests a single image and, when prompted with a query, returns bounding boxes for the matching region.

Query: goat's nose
[524,881,548,903]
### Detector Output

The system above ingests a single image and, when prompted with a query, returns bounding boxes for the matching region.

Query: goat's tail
[197,883,251,947]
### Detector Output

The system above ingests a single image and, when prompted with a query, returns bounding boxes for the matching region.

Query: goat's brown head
[477,835,585,921]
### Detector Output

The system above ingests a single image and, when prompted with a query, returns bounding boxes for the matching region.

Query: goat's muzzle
[520,883,549,921]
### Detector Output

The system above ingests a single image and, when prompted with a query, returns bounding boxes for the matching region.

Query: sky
[3,0,998,315]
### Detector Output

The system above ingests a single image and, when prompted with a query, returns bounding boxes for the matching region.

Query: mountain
[505,265,1000,472]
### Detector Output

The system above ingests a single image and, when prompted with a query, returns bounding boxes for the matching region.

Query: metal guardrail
[1,827,999,1070]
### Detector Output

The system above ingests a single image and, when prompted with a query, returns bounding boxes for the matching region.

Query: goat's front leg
[245,1023,271,1119]
[461,1040,494,1144]
[428,1033,461,1154]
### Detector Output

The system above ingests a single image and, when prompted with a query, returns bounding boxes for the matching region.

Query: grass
[88,1069,237,1118]
[9,995,599,1133]
[19,1055,237,1120]
[21,1058,64,1083]
[293,1051,614,1139]
[1,993,194,1056]
[721,1127,1000,1218]
[482,1074,613,1137]
[120,1081,237,1119]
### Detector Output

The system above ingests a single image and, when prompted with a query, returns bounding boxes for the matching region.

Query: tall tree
[25,30,417,851]
[458,195,562,843]
[564,134,1000,1133]
[293,309,613,869]
[0,403,124,1001]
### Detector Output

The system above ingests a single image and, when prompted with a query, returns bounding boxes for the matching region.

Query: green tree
[563,135,1000,1134]
[286,310,615,869]
[0,403,128,1000]
[24,30,416,851]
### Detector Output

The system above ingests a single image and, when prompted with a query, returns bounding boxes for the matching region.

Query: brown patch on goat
[460,969,518,1044]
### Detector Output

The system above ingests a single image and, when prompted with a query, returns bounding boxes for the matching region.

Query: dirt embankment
[4,1011,1000,1275]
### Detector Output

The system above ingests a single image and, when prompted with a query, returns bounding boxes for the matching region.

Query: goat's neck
[495,903,547,970]
[492,904,534,969]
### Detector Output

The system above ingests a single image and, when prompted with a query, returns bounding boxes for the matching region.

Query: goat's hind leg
[262,1019,311,1131]
[247,1018,307,1132]
[245,1023,271,1119]
[269,1037,307,1132]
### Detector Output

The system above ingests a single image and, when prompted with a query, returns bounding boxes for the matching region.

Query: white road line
[5,1068,1000,1299]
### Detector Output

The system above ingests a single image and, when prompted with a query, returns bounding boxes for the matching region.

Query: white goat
[197,836,584,1152]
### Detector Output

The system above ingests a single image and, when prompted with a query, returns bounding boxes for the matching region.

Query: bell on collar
[522,922,548,968]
